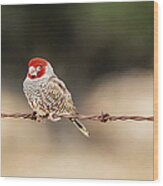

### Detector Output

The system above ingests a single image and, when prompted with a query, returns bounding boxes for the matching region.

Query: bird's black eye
[37,66,42,71]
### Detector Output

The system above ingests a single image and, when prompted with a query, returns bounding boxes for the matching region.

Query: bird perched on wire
[23,57,90,137]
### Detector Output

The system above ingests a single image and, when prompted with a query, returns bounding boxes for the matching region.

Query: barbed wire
[1,112,154,122]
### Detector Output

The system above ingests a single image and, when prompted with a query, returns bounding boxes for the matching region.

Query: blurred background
[1,2,154,180]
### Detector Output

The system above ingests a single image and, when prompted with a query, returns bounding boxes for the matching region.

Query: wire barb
[1,112,154,122]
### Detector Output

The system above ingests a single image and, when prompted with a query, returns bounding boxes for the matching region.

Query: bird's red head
[28,58,48,79]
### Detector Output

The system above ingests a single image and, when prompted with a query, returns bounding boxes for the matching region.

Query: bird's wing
[46,76,90,137]
[44,76,76,114]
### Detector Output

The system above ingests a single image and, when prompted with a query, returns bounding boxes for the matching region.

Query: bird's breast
[23,78,48,111]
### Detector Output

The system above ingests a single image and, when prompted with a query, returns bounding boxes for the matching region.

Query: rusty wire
[1,112,154,123]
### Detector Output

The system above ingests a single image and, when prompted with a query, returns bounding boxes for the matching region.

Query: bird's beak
[28,66,37,76]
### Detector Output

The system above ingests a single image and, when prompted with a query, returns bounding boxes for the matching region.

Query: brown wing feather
[44,76,76,114]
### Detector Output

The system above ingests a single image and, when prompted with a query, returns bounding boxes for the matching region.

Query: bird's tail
[70,118,90,138]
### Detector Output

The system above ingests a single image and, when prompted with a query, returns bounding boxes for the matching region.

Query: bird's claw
[31,112,45,123]
[48,114,61,122]
[31,111,37,120]
[36,116,43,123]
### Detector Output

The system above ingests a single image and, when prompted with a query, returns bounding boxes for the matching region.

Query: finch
[23,57,90,137]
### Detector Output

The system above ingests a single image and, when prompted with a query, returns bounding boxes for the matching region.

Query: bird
[23,57,90,137]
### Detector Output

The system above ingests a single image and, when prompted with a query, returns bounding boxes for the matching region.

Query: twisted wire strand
[1,113,154,122]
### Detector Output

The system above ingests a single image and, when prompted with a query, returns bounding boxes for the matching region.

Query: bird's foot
[48,113,61,122]
[36,116,44,123]
[31,112,43,123]
[31,112,49,123]
[31,111,37,120]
